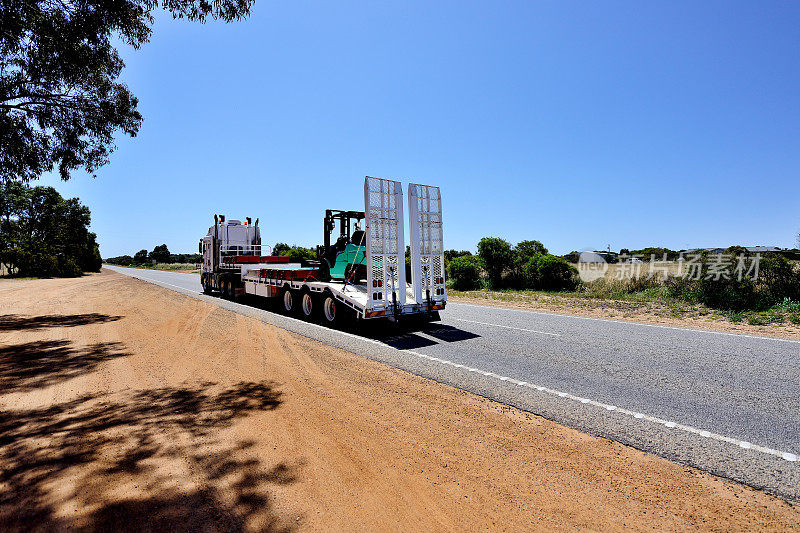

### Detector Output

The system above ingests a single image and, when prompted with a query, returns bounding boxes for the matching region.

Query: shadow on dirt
[0,313,123,331]
[0,381,296,531]
[0,340,130,393]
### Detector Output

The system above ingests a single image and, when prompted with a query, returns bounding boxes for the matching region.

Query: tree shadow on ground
[0,313,123,331]
[0,340,130,393]
[0,381,296,531]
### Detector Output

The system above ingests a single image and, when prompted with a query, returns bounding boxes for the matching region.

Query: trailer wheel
[279,286,295,315]
[221,278,231,299]
[321,293,349,327]
[300,290,315,321]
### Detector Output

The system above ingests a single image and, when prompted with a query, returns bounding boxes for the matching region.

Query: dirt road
[1,271,798,531]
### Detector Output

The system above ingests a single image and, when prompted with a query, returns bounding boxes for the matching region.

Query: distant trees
[149,244,171,264]
[278,246,316,263]
[105,249,201,266]
[472,237,577,291]
[0,182,101,277]
[477,237,514,288]
[273,243,290,255]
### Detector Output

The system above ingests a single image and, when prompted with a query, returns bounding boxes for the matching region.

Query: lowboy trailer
[198,177,447,326]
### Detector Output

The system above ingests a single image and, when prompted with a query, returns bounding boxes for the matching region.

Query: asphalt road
[106,265,800,501]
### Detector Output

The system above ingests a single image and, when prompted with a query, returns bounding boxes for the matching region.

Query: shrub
[523,254,578,291]
[58,257,83,278]
[758,254,800,305]
[697,276,758,311]
[448,255,482,290]
[477,237,514,289]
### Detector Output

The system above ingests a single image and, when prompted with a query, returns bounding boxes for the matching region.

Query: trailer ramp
[364,177,407,313]
[408,183,446,308]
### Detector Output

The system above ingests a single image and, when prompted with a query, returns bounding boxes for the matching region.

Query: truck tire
[300,289,316,321]
[201,274,212,294]
[321,293,352,327]
[279,286,295,315]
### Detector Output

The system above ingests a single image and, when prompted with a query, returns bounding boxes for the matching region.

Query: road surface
[106,265,800,501]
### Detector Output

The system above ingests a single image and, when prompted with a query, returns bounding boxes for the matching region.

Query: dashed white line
[449,301,800,344]
[398,347,798,462]
[452,317,560,336]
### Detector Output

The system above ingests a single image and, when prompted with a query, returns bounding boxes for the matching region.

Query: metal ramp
[408,183,446,307]
[364,176,406,311]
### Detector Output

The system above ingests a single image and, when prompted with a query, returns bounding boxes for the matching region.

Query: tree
[1,0,254,183]
[106,255,133,266]
[515,240,548,260]
[448,255,482,291]
[272,242,290,255]
[444,250,472,262]
[477,237,514,288]
[0,182,101,276]
[133,249,149,264]
[280,246,316,263]
[149,244,170,263]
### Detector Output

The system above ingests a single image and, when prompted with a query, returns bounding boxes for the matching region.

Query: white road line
[449,301,800,344]
[111,268,800,463]
[400,348,799,463]
[451,317,560,336]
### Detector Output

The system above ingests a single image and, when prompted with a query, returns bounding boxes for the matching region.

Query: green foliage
[272,242,290,256]
[133,249,149,264]
[562,251,581,263]
[0,181,101,277]
[697,276,757,311]
[629,247,679,261]
[757,254,800,304]
[149,244,171,264]
[106,255,134,266]
[169,253,201,264]
[280,246,316,263]
[523,254,578,291]
[1,0,254,183]
[515,240,548,259]
[477,237,514,288]
[444,250,473,262]
[448,255,482,290]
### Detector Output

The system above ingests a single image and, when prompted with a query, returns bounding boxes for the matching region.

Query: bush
[523,254,578,291]
[697,276,757,311]
[448,255,482,290]
[758,254,800,305]
[477,237,514,288]
[58,257,83,278]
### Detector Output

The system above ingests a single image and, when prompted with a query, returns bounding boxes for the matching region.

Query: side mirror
[199,240,203,254]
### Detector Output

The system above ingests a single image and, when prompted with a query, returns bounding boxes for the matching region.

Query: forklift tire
[300,289,316,321]
[279,286,295,315]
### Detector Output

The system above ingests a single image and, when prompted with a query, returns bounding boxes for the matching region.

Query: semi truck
[198,176,446,326]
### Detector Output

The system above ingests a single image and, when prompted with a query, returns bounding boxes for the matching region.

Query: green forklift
[317,209,368,283]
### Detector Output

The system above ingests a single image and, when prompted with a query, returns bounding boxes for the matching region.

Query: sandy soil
[1,271,798,531]
[449,294,800,340]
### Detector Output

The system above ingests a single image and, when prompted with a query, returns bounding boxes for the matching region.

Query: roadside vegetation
[0,182,101,277]
[445,239,800,327]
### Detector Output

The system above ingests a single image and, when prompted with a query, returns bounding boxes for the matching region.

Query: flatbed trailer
[199,177,447,326]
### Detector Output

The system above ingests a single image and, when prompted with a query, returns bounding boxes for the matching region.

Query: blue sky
[37,1,800,257]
